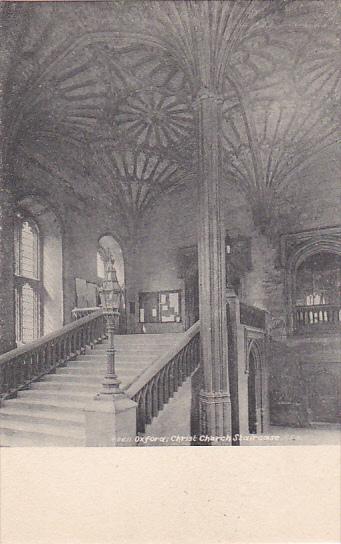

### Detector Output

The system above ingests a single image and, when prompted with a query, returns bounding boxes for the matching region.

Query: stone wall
[0,188,15,354]
[132,143,340,335]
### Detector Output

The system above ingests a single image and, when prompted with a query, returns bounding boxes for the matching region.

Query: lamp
[99,257,121,313]
[98,256,123,397]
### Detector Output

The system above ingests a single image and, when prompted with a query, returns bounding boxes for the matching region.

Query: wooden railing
[0,309,106,400]
[239,302,266,330]
[126,321,200,434]
[294,303,341,332]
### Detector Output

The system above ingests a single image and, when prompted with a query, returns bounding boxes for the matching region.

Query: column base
[84,392,137,447]
[199,391,231,443]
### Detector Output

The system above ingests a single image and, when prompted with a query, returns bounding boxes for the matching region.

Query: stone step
[43,374,102,384]
[0,418,84,439]
[65,358,152,368]
[0,332,186,446]
[94,345,178,353]
[0,407,84,428]
[79,356,157,364]
[17,389,92,402]
[42,373,134,385]
[57,365,143,376]
[31,381,100,393]
[52,362,106,372]
[0,422,84,447]
[3,397,88,414]
[113,334,183,341]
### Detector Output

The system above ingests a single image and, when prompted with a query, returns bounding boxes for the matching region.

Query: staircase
[0,333,184,447]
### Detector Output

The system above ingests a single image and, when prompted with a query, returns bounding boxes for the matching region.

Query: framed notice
[139,290,181,323]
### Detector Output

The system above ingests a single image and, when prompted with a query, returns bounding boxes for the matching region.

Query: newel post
[84,257,137,446]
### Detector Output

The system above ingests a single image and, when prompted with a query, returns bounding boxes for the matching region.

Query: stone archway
[282,227,341,334]
[247,339,265,434]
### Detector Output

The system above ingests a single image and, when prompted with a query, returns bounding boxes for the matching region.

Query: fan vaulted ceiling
[1,0,340,235]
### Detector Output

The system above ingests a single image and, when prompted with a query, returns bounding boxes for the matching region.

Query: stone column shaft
[196,92,231,437]
[123,241,139,334]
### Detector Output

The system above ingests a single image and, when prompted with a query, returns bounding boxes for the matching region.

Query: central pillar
[123,240,139,334]
[195,90,231,438]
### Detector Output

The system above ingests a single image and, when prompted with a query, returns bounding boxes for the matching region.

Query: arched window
[97,249,106,280]
[14,214,43,343]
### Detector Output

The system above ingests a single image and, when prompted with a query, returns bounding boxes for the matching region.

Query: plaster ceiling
[2,0,340,235]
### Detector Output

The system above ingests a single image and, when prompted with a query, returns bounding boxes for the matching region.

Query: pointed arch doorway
[247,342,265,435]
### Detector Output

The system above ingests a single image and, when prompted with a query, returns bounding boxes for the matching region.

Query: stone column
[226,288,241,444]
[195,91,231,438]
[0,184,15,354]
[123,240,139,334]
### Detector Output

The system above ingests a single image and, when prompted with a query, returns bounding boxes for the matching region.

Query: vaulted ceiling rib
[2,0,340,235]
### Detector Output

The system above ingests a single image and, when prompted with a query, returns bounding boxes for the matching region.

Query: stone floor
[140,374,341,446]
[248,424,341,446]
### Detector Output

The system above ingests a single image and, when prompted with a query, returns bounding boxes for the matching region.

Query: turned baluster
[89,322,95,349]
[158,368,166,411]
[136,390,146,435]
[145,385,152,425]
[151,380,158,418]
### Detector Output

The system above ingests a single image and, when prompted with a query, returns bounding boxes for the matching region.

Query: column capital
[192,87,224,109]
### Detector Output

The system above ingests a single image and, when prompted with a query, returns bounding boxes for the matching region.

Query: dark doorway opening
[248,352,257,434]
[185,270,199,330]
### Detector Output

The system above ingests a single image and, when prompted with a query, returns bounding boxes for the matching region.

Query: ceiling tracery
[91,142,194,230]
[2,0,340,236]
[114,91,194,149]
[294,29,341,102]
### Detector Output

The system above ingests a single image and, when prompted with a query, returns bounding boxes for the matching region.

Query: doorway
[184,270,199,330]
[248,351,258,434]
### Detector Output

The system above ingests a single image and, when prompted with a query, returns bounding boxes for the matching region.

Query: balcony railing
[126,321,200,434]
[0,309,106,400]
[294,303,341,332]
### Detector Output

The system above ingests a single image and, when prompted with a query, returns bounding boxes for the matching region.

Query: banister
[0,309,106,399]
[126,321,200,397]
[126,321,200,434]
[0,309,104,366]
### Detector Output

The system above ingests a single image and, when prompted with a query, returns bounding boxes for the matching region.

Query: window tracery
[14,214,42,343]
